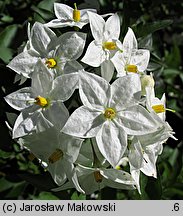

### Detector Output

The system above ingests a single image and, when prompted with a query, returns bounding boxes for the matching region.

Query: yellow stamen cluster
[126,64,138,73]
[104,108,116,120]
[152,104,165,113]
[34,96,48,108]
[48,149,64,164]
[45,58,57,69]
[94,171,103,183]
[73,3,80,22]
[115,165,121,170]
[103,41,117,50]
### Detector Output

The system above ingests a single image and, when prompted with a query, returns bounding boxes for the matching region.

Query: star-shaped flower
[8,22,86,78]
[128,123,176,193]
[111,28,150,77]
[21,127,84,193]
[62,71,161,167]
[52,164,135,195]
[81,12,121,82]
[45,3,97,29]
[5,61,75,138]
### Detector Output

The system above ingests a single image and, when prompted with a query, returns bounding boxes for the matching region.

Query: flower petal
[56,32,86,60]
[96,120,127,167]
[123,27,138,52]
[141,147,157,178]
[81,40,105,67]
[43,101,69,130]
[109,74,141,110]
[79,70,109,109]
[4,87,33,111]
[101,169,135,188]
[131,49,150,72]
[59,133,83,163]
[13,108,53,138]
[62,106,104,138]
[117,105,160,135]
[51,72,79,102]
[31,60,54,97]
[63,160,85,193]
[7,51,38,78]
[30,22,56,55]
[87,11,105,41]
[104,13,120,40]
[101,60,114,82]
[110,51,126,77]
[54,3,73,20]
[128,137,143,169]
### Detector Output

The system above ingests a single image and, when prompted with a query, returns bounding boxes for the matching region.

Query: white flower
[7,22,86,78]
[53,164,135,195]
[5,61,75,138]
[45,3,97,29]
[128,123,175,193]
[21,127,84,193]
[146,87,167,121]
[111,28,150,77]
[62,71,161,167]
[81,12,121,82]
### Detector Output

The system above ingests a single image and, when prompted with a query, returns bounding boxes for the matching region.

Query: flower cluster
[5,3,176,195]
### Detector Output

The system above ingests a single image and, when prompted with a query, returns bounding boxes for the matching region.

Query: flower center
[45,58,57,68]
[34,96,49,108]
[152,104,165,113]
[104,108,116,120]
[126,64,138,73]
[48,149,64,164]
[73,3,80,22]
[103,41,117,50]
[94,171,103,183]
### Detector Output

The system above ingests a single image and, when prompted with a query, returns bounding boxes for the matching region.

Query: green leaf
[0,178,14,192]
[168,144,183,184]
[31,5,54,22]
[139,173,149,200]
[1,15,13,23]
[18,172,57,191]
[71,191,86,200]
[31,191,59,200]
[0,24,18,47]
[0,149,14,159]
[5,182,26,199]
[163,187,183,199]
[134,20,173,38]
[37,0,55,11]
[165,44,181,69]
[145,176,162,200]
[0,47,14,63]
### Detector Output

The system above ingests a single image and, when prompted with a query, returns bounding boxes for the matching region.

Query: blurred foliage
[0,0,183,200]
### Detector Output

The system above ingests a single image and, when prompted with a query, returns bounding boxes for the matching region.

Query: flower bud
[140,74,155,95]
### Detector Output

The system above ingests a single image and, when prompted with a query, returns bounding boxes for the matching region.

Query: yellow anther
[103,41,117,50]
[48,149,64,164]
[126,64,138,73]
[94,171,103,183]
[73,3,80,22]
[104,108,116,120]
[115,165,121,170]
[34,96,48,108]
[45,58,57,68]
[152,104,165,113]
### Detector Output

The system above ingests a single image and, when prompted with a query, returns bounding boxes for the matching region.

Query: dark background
[0,0,182,200]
